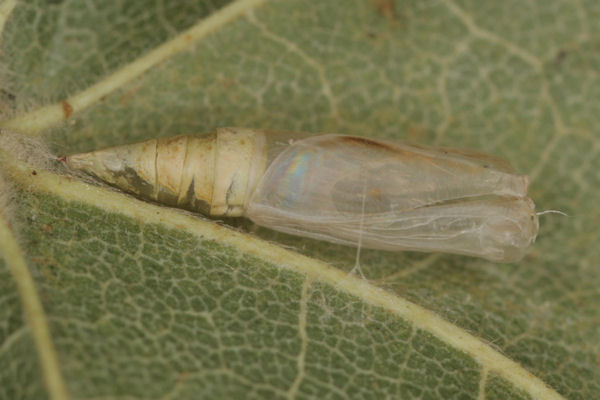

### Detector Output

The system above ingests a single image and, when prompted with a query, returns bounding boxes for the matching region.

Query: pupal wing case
[66,127,538,262]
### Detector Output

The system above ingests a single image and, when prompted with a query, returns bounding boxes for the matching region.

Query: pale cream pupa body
[65,127,539,262]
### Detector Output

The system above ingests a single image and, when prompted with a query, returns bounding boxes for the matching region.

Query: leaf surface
[1,0,599,399]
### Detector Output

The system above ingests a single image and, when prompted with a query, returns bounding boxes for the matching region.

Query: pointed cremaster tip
[61,149,126,187]
[61,142,159,201]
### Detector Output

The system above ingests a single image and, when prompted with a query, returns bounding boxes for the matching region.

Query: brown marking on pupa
[107,166,157,199]
[368,187,383,198]
[61,100,73,119]
[335,135,397,152]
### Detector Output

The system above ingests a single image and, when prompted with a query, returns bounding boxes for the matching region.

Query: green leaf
[1,0,598,399]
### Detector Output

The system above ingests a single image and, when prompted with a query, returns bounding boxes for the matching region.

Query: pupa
[65,127,539,262]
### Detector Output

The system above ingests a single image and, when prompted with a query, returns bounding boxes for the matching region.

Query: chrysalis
[65,127,538,262]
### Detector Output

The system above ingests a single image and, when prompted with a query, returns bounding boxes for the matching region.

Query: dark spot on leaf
[61,99,73,119]
[0,89,17,113]
[554,49,568,66]
[0,89,16,102]
[370,0,403,26]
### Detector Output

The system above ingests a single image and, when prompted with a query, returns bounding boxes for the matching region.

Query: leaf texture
[1,0,599,399]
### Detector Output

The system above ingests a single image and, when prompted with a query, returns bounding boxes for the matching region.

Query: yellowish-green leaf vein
[0,179,69,400]
[0,0,18,42]
[0,0,267,135]
[287,277,310,399]
[246,11,340,122]
[440,0,568,183]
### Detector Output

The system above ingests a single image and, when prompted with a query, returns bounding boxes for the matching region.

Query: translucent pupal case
[66,128,538,262]
[247,134,538,262]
